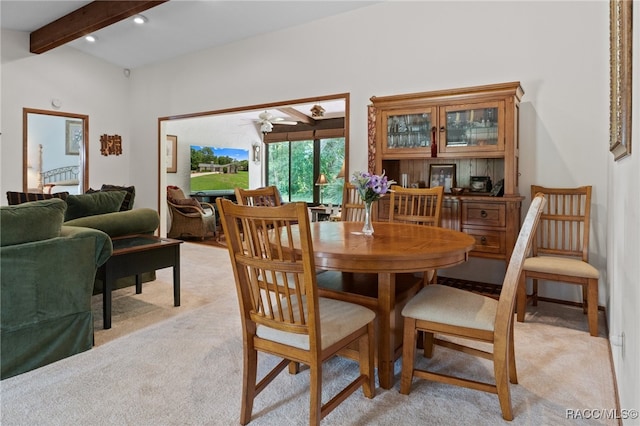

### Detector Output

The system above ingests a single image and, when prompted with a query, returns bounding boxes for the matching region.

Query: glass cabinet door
[439,101,505,153]
[381,107,436,155]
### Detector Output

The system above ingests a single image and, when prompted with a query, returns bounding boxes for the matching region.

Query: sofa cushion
[99,184,136,211]
[64,208,160,239]
[64,191,126,221]
[0,198,66,247]
[6,191,69,205]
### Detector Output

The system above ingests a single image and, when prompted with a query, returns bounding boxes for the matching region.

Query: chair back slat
[389,185,444,226]
[341,182,367,221]
[531,185,591,261]
[235,186,282,207]
[494,193,546,334]
[217,199,318,337]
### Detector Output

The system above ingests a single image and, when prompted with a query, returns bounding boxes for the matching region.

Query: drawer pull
[480,210,488,218]
[480,236,487,245]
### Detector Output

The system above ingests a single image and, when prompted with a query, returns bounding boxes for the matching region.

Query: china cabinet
[369,82,524,264]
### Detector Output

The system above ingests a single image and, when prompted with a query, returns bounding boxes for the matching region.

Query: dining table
[305,221,476,389]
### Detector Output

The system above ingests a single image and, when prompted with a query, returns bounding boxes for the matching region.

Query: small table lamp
[315,173,328,205]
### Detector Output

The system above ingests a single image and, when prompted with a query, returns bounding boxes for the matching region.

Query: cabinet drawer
[463,228,506,255]
[462,202,506,227]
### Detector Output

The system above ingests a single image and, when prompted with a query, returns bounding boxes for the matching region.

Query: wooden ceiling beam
[30,1,167,54]
[277,107,316,126]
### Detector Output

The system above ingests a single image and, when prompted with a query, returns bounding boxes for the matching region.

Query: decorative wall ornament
[252,143,261,163]
[609,0,633,161]
[166,135,177,172]
[65,120,82,155]
[100,134,122,156]
[367,105,377,173]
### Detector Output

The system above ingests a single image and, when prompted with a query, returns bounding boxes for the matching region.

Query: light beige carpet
[1,243,618,425]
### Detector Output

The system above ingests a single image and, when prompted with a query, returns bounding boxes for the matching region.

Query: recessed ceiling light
[133,15,148,25]
[85,35,97,43]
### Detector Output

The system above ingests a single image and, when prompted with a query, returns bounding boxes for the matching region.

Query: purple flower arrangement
[350,171,396,203]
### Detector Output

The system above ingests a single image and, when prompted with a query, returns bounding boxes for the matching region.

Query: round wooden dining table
[307,221,476,389]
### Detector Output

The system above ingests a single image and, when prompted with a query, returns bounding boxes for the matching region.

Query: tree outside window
[266,137,345,205]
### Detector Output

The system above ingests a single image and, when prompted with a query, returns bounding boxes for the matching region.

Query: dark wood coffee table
[97,234,183,329]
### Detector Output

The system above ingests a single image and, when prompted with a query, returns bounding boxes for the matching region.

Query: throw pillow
[6,191,70,205]
[64,191,126,221]
[100,184,136,211]
[0,198,66,247]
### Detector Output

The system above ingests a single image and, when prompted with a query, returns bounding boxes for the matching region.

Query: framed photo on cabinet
[429,164,456,193]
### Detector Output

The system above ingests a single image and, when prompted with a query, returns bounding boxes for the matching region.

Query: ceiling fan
[257,111,297,133]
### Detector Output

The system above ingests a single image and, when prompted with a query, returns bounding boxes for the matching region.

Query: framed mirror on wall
[23,108,89,194]
[609,0,633,161]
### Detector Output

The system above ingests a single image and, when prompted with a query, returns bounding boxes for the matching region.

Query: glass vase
[362,200,374,236]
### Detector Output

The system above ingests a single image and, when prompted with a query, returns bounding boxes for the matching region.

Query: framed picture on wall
[167,135,177,173]
[609,0,633,161]
[429,164,456,193]
[65,120,82,155]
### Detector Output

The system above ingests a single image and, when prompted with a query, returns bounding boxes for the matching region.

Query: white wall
[607,2,640,418]
[1,30,134,196]
[129,1,609,292]
[1,1,637,413]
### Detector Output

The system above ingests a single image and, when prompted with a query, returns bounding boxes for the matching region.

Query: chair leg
[587,278,599,337]
[516,272,527,322]
[493,342,514,421]
[288,361,300,374]
[240,347,258,425]
[423,332,435,358]
[359,323,375,398]
[532,278,538,306]
[400,317,417,395]
[309,361,322,426]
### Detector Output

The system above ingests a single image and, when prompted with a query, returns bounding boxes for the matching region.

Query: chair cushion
[167,186,187,200]
[64,191,126,221]
[171,197,203,213]
[257,297,375,350]
[0,198,66,246]
[6,191,69,205]
[402,284,497,332]
[523,256,599,279]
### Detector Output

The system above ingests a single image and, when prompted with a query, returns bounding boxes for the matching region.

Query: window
[266,136,345,205]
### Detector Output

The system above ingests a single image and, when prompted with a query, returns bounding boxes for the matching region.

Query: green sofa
[6,188,161,294]
[0,199,113,380]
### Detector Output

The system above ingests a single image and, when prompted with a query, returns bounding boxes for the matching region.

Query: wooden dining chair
[389,185,444,284]
[235,186,282,206]
[399,193,546,421]
[216,199,376,425]
[516,185,599,336]
[340,182,366,221]
[388,185,444,226]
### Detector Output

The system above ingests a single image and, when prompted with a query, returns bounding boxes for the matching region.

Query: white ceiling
[1,1,367,123]
[1,1,376,69]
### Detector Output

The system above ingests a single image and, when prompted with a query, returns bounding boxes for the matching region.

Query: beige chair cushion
[524,256,599,279]
[402,285,497,332]
[257,297,375,350]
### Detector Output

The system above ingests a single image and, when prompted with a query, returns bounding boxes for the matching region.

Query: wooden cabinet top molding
[370,82,524,108]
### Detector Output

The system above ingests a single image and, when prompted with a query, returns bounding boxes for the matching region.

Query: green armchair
[1,199,112,380]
